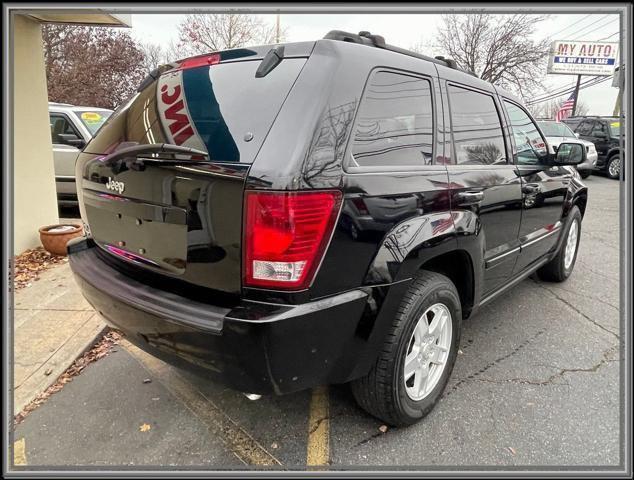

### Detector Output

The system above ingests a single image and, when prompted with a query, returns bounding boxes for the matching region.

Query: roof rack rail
[323,30,476,77]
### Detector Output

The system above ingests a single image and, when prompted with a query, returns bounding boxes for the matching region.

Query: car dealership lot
[16,175,622,470]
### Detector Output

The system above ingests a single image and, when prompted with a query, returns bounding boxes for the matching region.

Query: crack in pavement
[309,416,330,436]
[576,260,619,283]
[530,280,619,339]
[354,431,384,447]
[473,344,620,386]
[442,328,548,398]
[553,286,619,311]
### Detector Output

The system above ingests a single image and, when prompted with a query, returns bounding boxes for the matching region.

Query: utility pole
[571,74,582,116]
[612,66,622,116]
[275,14,280,43]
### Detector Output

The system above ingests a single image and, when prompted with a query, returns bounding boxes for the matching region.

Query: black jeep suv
[563,115,624,179]
[68,31,588,426]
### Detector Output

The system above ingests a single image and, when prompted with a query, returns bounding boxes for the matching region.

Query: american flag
[555,92,576,122]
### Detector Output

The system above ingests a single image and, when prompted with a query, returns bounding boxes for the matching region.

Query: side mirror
[57,133,86,150]
[553,142,586,166]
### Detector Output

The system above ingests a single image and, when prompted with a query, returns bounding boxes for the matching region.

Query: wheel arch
[607,147,622,160]
[417,249,475,319]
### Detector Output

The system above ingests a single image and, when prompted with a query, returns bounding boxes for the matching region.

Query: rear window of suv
[83,58,307,163]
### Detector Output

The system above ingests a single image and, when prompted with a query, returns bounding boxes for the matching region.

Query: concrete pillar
[13,15,59,254]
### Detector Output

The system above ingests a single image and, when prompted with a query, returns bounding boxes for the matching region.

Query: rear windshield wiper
[101,143,209,166]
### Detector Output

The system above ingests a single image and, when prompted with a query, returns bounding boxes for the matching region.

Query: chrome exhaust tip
[243,393,262,401]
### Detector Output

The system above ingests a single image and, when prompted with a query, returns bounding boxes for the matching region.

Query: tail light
[243,190,342,290]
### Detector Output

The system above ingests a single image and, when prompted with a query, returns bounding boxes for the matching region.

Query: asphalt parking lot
[14,174,623,470]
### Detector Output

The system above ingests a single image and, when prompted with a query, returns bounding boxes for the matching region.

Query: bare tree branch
[431,14,551,99]
[175,14,283,57]
[138,41,170,72]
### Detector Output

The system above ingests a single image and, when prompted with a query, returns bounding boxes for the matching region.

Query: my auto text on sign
[547,41,619,76]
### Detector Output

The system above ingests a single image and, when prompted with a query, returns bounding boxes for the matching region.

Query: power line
[526,76,613,105]
[569,17,619,40]
[527,76,604,104]
[560,14,611,40]
[529,77,612,105]
[527,76,611,105]
[596,31,620,41]
[549,14,593,39]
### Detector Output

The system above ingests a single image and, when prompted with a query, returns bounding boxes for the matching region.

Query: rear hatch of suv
[76,44,313,295]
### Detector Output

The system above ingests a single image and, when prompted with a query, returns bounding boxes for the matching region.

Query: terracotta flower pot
[39,224,84,256]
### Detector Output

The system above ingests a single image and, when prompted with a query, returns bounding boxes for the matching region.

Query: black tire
[606,154,621,180]
[350,271,461,427]
[537,206,582,282]
[579,170,591,179]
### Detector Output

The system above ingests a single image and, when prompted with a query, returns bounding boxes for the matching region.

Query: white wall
[13,15,59,254]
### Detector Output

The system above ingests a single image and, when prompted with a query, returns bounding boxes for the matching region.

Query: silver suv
[49,102,112,205]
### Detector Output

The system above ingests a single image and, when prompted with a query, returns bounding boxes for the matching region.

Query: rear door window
[447,85,507,165]
[350,70,434,168]
[83,58,307,163]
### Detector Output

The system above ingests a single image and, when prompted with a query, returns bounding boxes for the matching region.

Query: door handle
[456,191,484,206]
[522,183,541,194]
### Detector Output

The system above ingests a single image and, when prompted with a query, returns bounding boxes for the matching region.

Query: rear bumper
[68,238,372,395]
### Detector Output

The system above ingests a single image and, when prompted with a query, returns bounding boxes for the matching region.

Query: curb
[13,318,109,416]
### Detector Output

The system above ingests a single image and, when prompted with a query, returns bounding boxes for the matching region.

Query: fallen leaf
[458,349,464,355]
[44,368,53,376]
[507,446,516,455]
[143,378,152,384]
[11,247,68,291]
[378,425,388,433]
[271,442,278,449]
[139,423,151,432]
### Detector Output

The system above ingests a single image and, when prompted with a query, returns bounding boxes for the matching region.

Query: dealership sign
[547,41,619,76]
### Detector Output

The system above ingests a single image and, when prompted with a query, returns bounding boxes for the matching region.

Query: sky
[129,12,621,115]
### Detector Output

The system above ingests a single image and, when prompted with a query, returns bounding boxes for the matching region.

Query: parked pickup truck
[49,102,112,205]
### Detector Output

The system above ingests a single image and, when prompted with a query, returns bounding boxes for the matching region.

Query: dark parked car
[68,31,588,426]
[563,115,624,179]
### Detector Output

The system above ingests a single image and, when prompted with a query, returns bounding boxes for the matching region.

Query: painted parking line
[13,438,27,466]
[122,339,282,467]
[306,385,330,467]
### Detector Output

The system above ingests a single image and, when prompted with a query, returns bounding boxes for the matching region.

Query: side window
[350,71,434,168]
[447,85,506,165]
[576,120,594,136]
[50,114,80,145]
[591,121,607,136]
[503,101,548,165]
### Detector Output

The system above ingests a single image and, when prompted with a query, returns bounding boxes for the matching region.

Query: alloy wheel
[403,303,452,401]
[564,219,579,270]
[608,157,620,178]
